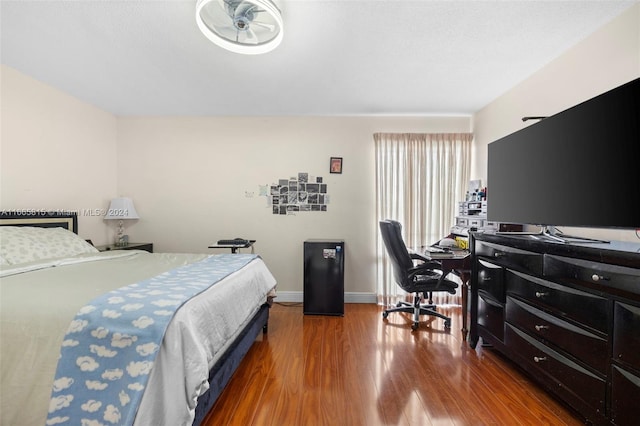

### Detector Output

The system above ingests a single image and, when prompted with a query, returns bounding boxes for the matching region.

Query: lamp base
[115,234,129,247]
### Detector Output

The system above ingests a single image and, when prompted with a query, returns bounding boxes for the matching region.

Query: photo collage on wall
[269,172,329,215]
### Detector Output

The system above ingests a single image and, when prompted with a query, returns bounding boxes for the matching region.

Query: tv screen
[488,78,639,229]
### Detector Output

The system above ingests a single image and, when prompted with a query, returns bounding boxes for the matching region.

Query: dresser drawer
[477,259,505,303]
[505,324,606,414]
[610,365,640,426]
[545,255,640,297]
[613,302,640,371]
[475,241,542,276]
[506,296,607,374]
[478,290,504,341]
[507,269,608,333]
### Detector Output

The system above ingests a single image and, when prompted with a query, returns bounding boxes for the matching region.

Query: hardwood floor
[202,303,584,425]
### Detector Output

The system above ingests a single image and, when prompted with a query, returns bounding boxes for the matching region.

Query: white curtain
[374,132,472,305]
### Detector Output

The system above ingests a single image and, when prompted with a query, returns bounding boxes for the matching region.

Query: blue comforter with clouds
[45,254,258,426]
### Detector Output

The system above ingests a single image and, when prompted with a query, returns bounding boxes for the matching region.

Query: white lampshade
[104,198,139,220]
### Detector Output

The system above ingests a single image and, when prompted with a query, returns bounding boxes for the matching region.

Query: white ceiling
[1,0,636,116]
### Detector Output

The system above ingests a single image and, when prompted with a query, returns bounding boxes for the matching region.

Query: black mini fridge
[303,239,344,316]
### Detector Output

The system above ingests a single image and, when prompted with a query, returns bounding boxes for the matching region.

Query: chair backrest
[379,220,415,288]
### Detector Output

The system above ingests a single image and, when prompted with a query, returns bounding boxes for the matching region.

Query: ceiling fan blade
[234,2,258,19]
[223,0,240,18]
[245,28,257,42]
[213,24,236,38]
[251,20,275,31]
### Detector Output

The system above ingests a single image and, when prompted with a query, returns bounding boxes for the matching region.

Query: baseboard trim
[274,291,376,304]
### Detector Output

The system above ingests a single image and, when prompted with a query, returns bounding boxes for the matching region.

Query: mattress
[0,250,276,425]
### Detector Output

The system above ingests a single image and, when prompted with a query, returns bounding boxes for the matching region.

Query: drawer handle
[481,277,492,282]
[535,291,548,298]
[591,274,610,282]
[533,356,547,363]
[534,325,549,331]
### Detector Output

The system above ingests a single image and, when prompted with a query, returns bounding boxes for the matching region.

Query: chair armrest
[410,254,442,270]
[408,262,447,276]
[408,261,455,285]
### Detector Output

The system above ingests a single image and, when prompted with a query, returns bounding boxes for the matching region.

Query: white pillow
[0,226,98,265]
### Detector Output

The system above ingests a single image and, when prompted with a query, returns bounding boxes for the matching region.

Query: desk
[423,250,471,340]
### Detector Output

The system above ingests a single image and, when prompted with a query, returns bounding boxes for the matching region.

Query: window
[374,132,472,303]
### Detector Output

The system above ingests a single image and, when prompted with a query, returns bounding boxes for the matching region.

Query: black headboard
[0,211,78,234]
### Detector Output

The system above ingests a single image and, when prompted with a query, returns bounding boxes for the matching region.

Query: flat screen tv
[487,77,639,233]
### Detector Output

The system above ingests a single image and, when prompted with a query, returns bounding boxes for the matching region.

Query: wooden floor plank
[202,303,584,426]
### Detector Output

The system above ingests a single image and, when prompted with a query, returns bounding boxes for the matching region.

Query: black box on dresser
[469,232,640,426]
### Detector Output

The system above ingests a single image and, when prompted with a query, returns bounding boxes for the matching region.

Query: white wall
[0,65,118,243]
[116,116,471,295]
[0,63,470,297]
[472,3,639,242]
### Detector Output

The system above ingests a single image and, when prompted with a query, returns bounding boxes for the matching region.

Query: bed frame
[0,210,78,232]
[0,210,270,425]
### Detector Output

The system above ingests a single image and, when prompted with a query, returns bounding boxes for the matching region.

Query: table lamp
[104,197,139,246]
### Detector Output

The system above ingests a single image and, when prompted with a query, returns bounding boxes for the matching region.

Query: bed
[0,211,276,426]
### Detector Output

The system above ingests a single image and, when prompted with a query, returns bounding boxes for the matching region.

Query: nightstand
[96,242,153,253]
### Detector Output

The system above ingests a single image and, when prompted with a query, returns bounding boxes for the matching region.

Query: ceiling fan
[195,0,283,55]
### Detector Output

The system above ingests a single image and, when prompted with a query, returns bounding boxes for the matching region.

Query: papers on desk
[424,246,468,259]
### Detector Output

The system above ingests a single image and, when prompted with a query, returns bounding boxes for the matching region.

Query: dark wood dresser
[469,232,640,425]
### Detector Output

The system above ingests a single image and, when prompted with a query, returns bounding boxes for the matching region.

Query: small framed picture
[330,157,343,174]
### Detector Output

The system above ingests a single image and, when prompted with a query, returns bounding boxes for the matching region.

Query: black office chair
[379,220,458,330]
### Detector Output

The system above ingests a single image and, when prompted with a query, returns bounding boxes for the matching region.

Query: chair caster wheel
[382,311,389,319]
[411,322,419,330]
[444,319,451,328]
